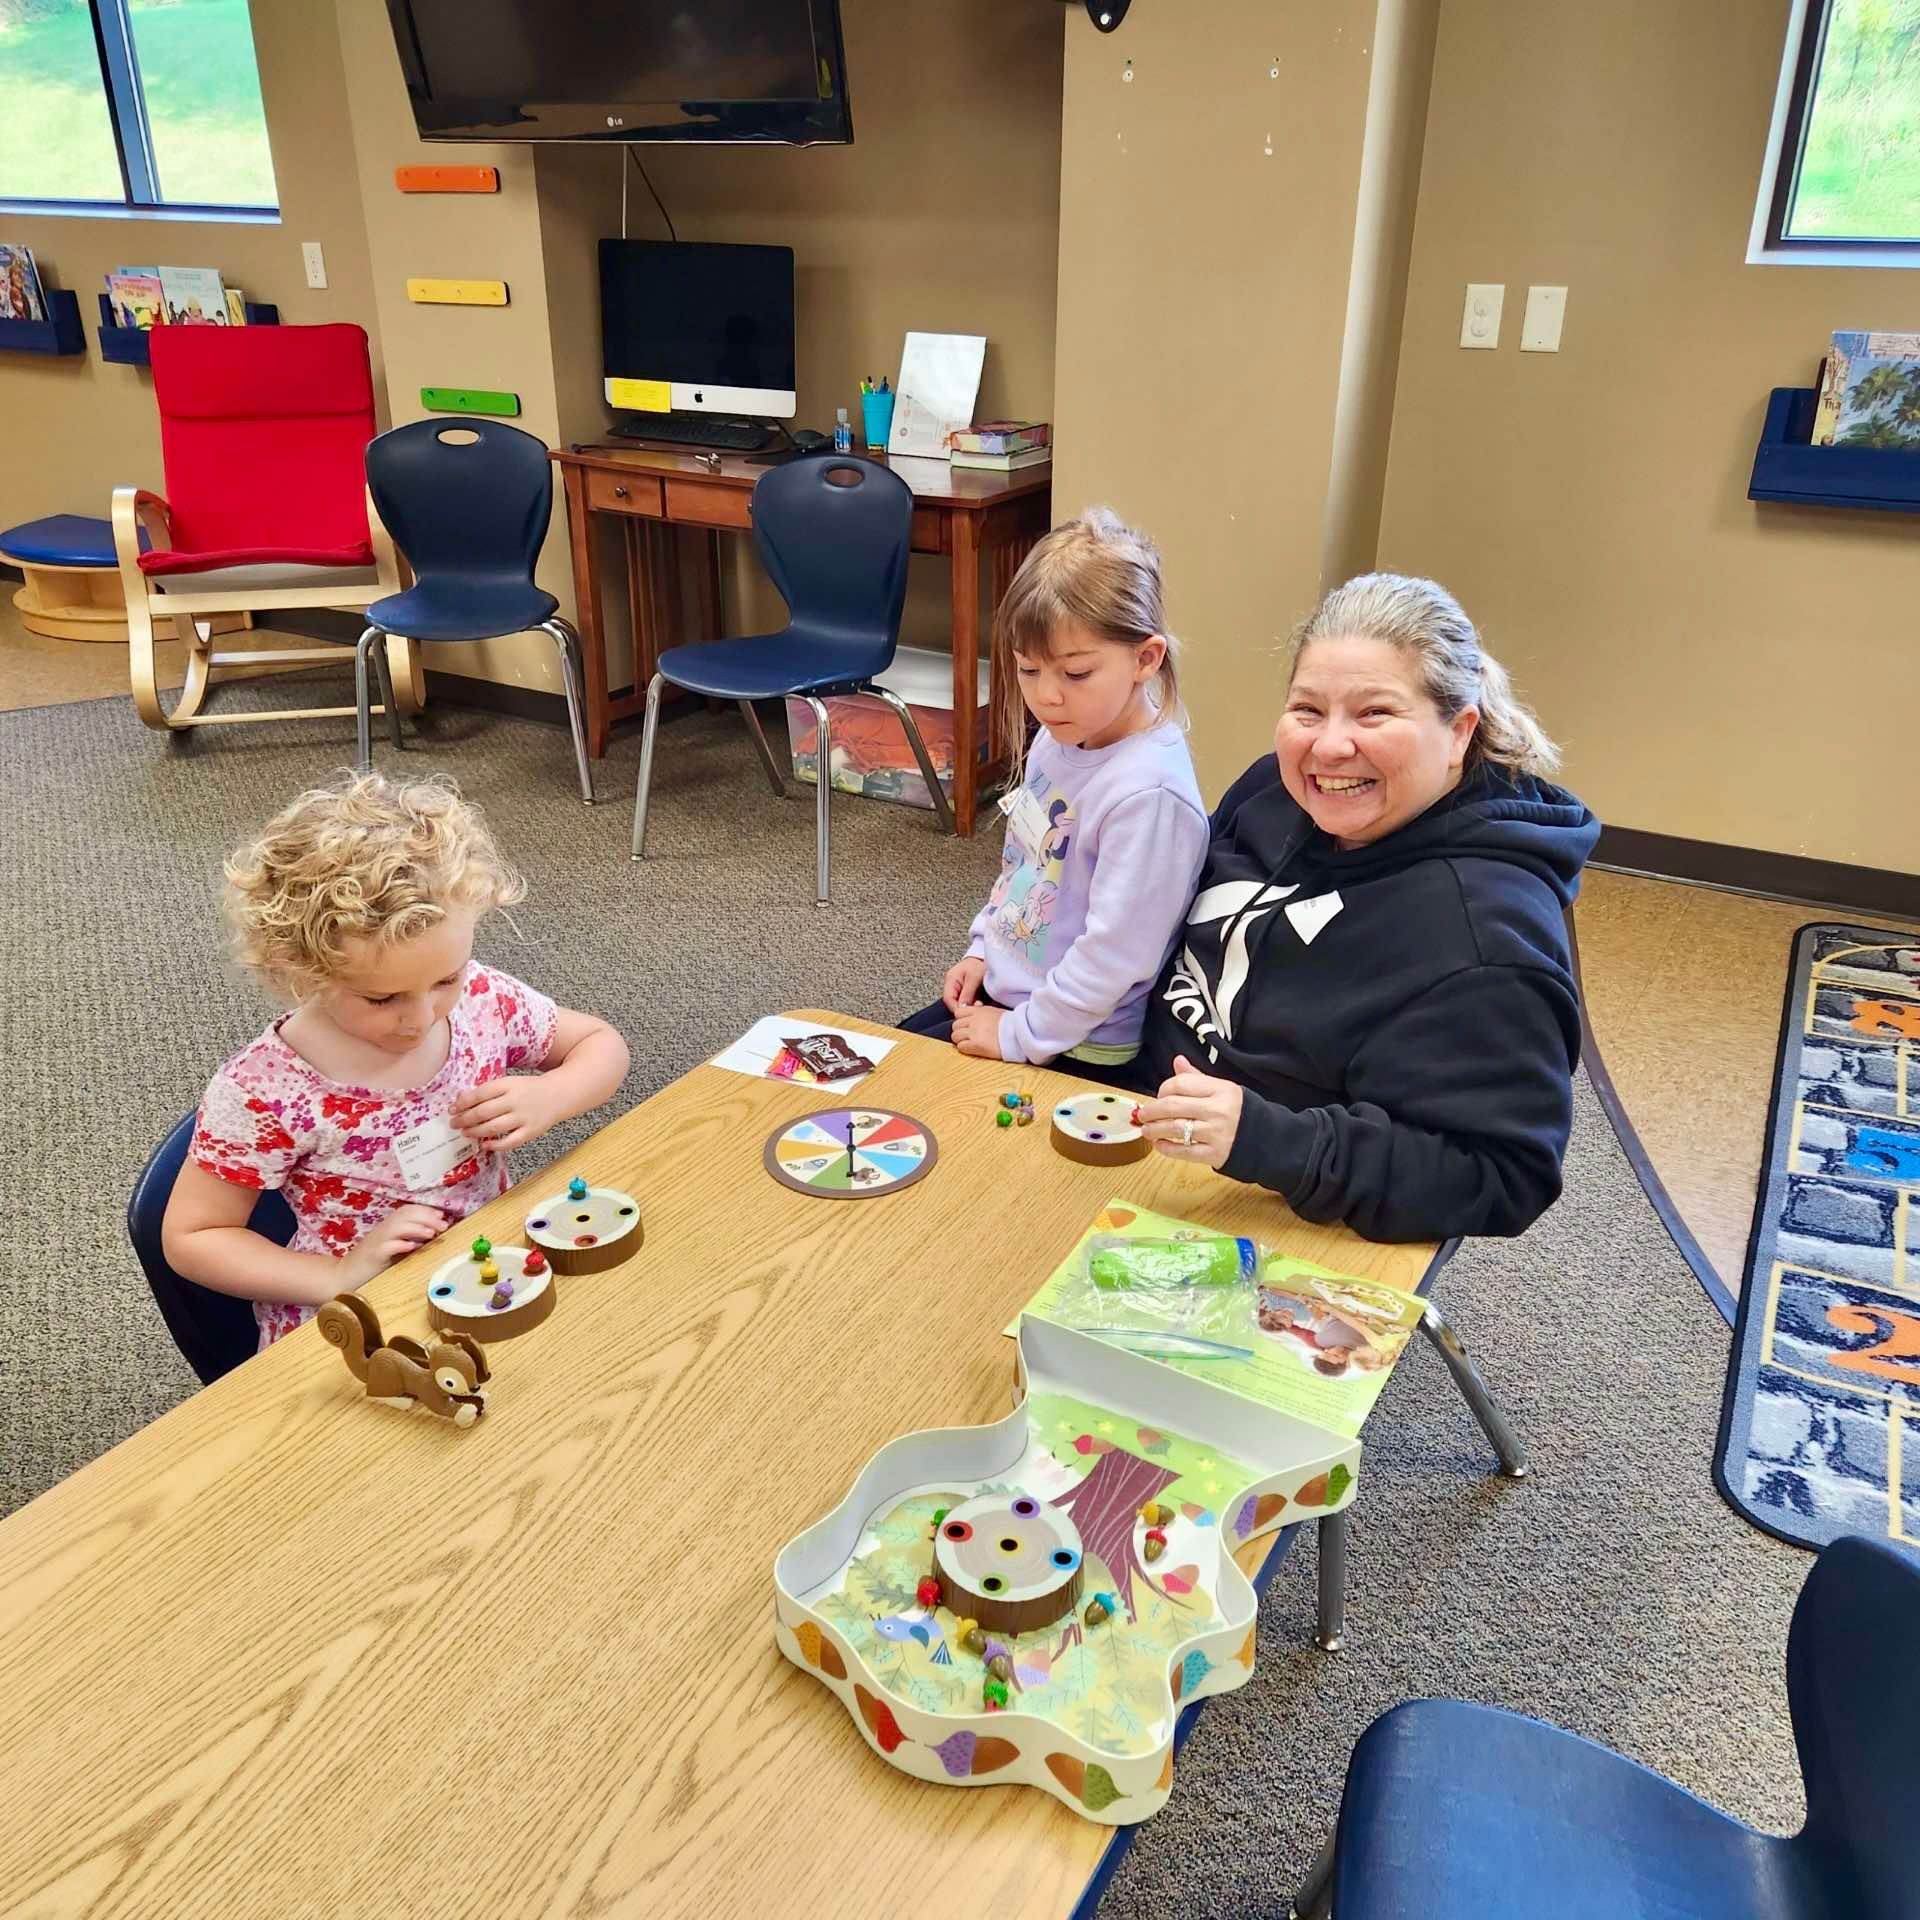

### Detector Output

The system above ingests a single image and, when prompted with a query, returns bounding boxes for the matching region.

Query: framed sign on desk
[550,445,1053,836]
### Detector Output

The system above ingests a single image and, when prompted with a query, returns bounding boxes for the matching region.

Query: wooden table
[0,1016,1432,1919]
[552,446,1054,835]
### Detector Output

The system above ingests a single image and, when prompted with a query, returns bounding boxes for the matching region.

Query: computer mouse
[791,429,831,451]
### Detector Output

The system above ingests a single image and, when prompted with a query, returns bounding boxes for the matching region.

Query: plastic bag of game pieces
[1049,1234,1264,1359]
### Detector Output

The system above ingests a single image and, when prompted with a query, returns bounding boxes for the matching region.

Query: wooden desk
[552,446,1054,835]
[0,1017,1431,1919]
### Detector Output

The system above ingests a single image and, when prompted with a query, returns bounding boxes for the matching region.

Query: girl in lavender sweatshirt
[901,509,1209,1074]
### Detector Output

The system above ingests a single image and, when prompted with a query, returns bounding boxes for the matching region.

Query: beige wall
[1052,0,1383,803]
[608,0,1065,653]
[334,0,579,691]
[0,0,379,528]
[1379,0,1920,873]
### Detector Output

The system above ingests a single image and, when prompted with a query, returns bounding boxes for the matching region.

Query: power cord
[626,147,678,241]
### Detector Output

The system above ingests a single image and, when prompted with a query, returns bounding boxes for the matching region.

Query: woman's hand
[1136,1054,1244,1171]
[942,956,987,1015]
[951,1003,1005,1059]
[339,1204,448,1289]
[452,1074,564,1153]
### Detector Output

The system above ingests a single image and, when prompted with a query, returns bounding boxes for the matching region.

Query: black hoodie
[1135,756,1600,1242]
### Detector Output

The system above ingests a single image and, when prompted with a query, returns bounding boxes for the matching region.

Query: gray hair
[1289,573,1560,779]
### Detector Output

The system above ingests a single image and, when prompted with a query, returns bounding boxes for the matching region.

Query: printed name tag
[391,1113,474,1190]
[1004,786,1054,857]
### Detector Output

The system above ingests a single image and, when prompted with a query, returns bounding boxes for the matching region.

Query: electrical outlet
[301,241,327,290]
[1460,283,1503,350]
[1521,285,1567,352]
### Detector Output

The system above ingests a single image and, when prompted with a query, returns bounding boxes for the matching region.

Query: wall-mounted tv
[385,0,852,145]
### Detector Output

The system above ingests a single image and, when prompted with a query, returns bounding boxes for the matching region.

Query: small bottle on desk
[833,406,854,454]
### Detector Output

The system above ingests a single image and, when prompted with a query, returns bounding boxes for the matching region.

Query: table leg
[948,510,982,836]
[985,528,1035,766]
[562,472,610,759]
[1315,1508,1349,1652]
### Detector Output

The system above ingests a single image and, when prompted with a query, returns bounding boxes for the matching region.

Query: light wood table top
[0,1015,1433,1919]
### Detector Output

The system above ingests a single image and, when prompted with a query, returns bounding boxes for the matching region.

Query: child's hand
[340,1204,448,1288]
[1136,1054,1245,1171]
[951,1003,1004,1059]
[942,956,987,1015]
[452,1075,563,1153]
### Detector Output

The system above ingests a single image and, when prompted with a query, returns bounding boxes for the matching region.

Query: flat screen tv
[385,0,852,145]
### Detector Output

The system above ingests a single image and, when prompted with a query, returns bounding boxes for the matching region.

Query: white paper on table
[709,1014,898,1093]
[888,331,986,459]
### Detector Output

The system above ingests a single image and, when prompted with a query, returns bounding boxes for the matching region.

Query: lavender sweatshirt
[968,721,1209,1065]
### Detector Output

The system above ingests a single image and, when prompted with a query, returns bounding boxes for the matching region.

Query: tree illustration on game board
[1049,1433,1181,1624]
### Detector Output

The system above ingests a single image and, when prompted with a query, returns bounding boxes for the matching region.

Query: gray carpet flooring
[0,688,1811,1916]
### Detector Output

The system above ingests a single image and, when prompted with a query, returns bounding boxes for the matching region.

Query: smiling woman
[1131,575,1601,1244]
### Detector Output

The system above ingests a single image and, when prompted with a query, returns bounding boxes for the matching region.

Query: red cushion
[138,541,375,577]
[148,325,377,563]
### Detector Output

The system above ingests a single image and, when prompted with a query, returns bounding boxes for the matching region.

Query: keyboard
[608,412,774,452]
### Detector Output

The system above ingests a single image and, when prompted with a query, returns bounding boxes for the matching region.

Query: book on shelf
[157,265,230,326]
[224,288,249,325]
[949,445,1053,473]
[1812,330,1920,448]
[105,269,165,330]
[948,420,1049,456]
[0,244,48,323]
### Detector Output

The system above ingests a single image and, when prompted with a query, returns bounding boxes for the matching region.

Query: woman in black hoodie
[1133,574,1599,1242]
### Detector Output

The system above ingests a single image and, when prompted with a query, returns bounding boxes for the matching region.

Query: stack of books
[0,244,48,322]
[1811,331,1920,449]
[948,421,1051,472]
[105,265,252,331]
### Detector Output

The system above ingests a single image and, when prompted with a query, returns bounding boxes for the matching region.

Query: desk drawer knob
[613,484,629,499]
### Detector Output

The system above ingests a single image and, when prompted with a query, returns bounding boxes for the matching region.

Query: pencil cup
[862,390,895,452]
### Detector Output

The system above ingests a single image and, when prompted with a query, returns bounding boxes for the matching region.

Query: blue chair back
[128,1113,296,1385]
[1787,1532,1920,1916]
[364,418,552,591]
[753,454,912,676]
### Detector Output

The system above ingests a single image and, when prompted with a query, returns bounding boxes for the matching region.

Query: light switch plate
[301,241,328,290]
[1521,285,1567,352]
[1460,283,1503,350]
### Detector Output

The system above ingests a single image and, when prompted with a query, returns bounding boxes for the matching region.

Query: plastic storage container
[786,645,990,811]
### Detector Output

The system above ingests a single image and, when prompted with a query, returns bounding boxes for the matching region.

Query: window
[0,0,278,216]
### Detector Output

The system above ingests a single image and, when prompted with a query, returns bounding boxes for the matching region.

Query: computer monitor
[599,239,796,421]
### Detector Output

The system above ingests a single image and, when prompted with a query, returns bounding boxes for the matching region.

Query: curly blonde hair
[223,771,525,1000]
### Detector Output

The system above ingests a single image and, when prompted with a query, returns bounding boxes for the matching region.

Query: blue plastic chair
[128,1113,297,1386]
[1293,1532,1918,1920]
[630,454,954,905]
[356,419,593,803]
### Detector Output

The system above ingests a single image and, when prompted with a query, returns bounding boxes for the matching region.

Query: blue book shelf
[0,289,85,358]
[1749,386,1920,514]
[96,298,280,367]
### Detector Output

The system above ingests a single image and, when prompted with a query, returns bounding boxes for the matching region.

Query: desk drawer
[586,469,663,517]
[909,507,945,554]
[663,478,753,530]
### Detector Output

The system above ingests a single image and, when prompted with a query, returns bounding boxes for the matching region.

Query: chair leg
[869,685,957,835]
[543,620,595,806]
[354,627,380,773]
[371,639,403,750]
[739,701,788,798]
[804,695,833,907]
[1316,1508,1349,1653]
[1418,1300,1531,1478]
[631,672,666,860]
[1291,1830,1336,1920]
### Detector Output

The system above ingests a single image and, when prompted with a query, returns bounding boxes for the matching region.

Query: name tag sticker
[392,1113,473,1190]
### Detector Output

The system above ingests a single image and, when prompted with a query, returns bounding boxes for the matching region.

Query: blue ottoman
[0,513,141,644]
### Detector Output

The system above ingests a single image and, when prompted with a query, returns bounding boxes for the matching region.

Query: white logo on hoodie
[1163,880,1297,1056]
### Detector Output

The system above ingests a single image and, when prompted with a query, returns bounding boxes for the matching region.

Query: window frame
[1750,0,1920,269]
[0,0,279,222]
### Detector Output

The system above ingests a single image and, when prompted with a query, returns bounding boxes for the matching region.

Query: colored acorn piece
[931,1506,949,1530]
[1139,1502,1173,1526]
[957,1618,986,1656]
[567,1176,589,1200]
[1144,1529,1167,1563]
[916,1575,941,1608]
[1000,1091,1021,1109]
[987,1653,1012,1682]
[477,1259,499,1283]
[488,1282,514,1310]
[469,1235,491,1260]
[983,1678,1009,1710]
[1084,1590,1116,1626]
[1016,1108,1035,1127]
[996,1109,1014,1128]
[522,1248,547,1275]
